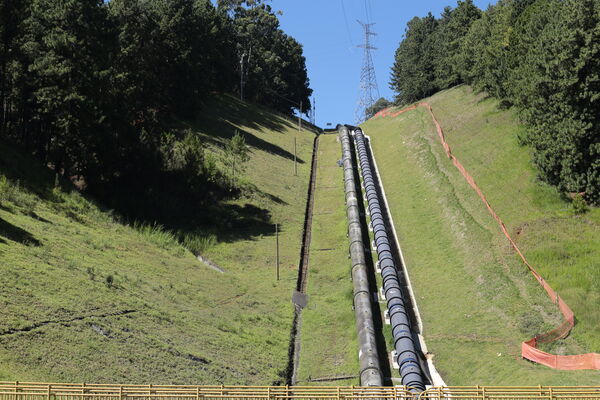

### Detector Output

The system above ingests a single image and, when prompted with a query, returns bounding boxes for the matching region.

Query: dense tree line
[0,0,311,214]
[365,97,392,119]
[390,0,600,204]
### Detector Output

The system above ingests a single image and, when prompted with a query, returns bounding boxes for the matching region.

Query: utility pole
[239,48,251,101]
[356,20,380,124]
[294,101,299,176]
[232,155,236,188]
[298,101,302,131]
[239,52,245,101]
[276,224,280,281]
[294,136,297,176]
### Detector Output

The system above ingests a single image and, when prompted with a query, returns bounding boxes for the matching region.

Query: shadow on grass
[28,211,52,223]
[241,127,305,164]
[90,157,283,244]
[0,139,275,246]
[189,95,306,164]
[0,141,58,202]
[210,203,276,244]
[207,94,290,134]
[260,191,288,206]
[243,183,289,206]
[196,122,305,164]
[0,217,41,246]
[0,93,302,247]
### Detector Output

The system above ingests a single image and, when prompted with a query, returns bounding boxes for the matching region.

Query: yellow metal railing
[0,383,413,400]
[418,386,600,399]
[1,383,600,400]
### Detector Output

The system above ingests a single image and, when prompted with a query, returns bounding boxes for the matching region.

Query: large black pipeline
[338,126,384,387]
[352,127,426,392]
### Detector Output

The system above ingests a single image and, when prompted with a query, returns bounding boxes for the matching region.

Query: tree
[432,0,482,89]
[108,0,162,131]
[194,0,237,94]
[0,0,30,139]
[462,0,535,102]
[510,0,600,202]
[390,13,438,105]
[457,12,490,85]
[0,0,10,136]
[225,131,250,188]
[365,97,392,119]
[22,0,112,178]
[471,1,513,100]
[225,1,312,114]
[272,32,312,115]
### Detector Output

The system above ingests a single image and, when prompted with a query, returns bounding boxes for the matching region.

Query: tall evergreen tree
[389,13,438,105]
[148,0,203,118]
[0,0,9,136]
[511,0,600,201]
[457,11,490,85]
[471,1,514,100]
[464,0,536,101]
[108,0,161,131]
[22,0,111,176]
[223,1,311,113]
[0,0,30,139]
[432,0,481,89]
[193,0,237,94]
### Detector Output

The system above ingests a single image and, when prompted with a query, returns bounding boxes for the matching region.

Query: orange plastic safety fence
[373,104,600,370]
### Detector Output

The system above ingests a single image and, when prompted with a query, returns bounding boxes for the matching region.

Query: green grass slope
[361,85,600,384]
[0,95,315,384]
[295,134,359,386]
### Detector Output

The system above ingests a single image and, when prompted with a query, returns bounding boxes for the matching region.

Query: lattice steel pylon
[355,20,380,124]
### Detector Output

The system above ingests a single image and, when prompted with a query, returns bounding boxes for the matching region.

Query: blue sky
[270,0,496,126]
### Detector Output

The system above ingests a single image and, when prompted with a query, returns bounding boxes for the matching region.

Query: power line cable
[265,88,300,107]
[340,0,354,47]
[363,0,371,24]
[367,0,373,22]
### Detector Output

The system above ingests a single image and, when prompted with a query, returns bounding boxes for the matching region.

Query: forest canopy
[390,0,600,204]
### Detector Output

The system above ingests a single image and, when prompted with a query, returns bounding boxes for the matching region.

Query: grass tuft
[180,232,217,255]
[0,175,38,214]
[132,221,180,250]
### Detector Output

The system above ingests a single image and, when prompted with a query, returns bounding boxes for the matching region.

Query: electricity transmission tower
[355,20,380,123]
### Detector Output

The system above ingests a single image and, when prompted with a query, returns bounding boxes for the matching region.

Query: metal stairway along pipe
[352,127,426,392]
[338,125,383,387]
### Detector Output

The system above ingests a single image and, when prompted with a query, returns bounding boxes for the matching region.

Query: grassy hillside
[0,95,315,384]
[361,85,600,385]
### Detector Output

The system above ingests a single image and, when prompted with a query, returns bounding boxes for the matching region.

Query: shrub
[572,194,589,215]
[225,131,250,189]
